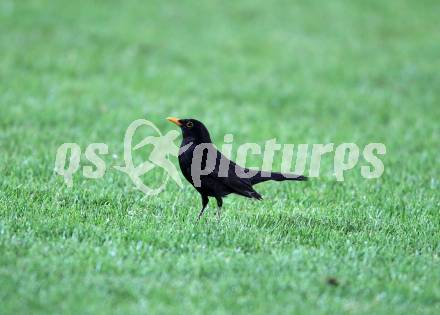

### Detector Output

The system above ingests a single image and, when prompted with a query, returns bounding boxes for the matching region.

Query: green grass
[1,0,439,314]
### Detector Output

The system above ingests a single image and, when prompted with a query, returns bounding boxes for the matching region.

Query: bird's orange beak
[166,117,182,126]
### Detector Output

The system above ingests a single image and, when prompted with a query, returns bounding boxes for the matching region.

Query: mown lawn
[0,0,439,314]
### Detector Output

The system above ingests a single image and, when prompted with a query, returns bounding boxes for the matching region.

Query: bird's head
[166,117,212,143]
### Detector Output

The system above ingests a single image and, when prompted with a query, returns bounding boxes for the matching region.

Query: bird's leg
[197,194,209,222]
[215,197,223,221]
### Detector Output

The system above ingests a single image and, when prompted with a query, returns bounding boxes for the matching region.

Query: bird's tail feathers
[250,191,263,200]
[250,171,308,185]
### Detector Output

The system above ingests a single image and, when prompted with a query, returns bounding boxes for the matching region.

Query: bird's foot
[196,209,206,223]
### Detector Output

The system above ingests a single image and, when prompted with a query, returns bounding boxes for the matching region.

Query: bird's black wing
[207,148,262,200]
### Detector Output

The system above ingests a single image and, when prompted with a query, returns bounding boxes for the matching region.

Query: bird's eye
[186,121,193,128]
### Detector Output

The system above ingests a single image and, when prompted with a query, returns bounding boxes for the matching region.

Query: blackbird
[167,117,307,220]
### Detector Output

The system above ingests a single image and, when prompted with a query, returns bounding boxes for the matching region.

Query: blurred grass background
[0,0,439,314]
